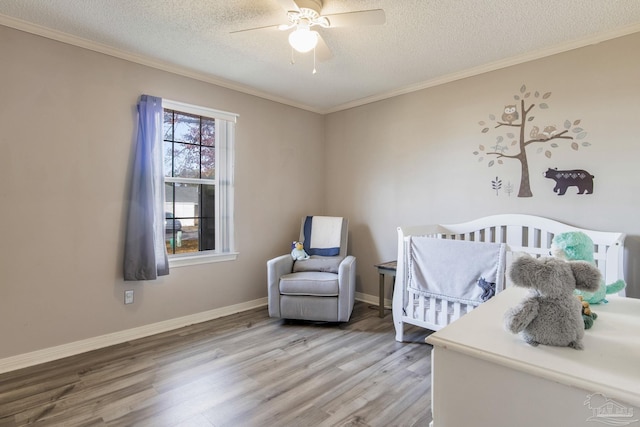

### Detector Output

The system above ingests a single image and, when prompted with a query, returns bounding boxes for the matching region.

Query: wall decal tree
[473,85,590,197]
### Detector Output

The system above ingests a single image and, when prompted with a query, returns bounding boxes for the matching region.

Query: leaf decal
[489,114,496,120]
[543,92,552,99]
[582,142,591,147]
[528,116,535,121]
[482,128,489,133]
[535,91,540,98]
[524,92,530,98]
[573,119,581,126]
[564,120,571,129]
[498,160,503,164]
[545,150,552,158]
[479,145,485,151]
[473,151,479,155]
[488,160,495,167]
[507,132,514,138]
[576,132,587,139]
[520,85,526,93]
[572,127,584,133]
[514,95,520,100]
[571,142,579,150]
[479,121,485,126]
[536,147,543,154]
[497,136,504,143]
[539,103,549,109]
[550,143,558,148]
[511,140,517,145]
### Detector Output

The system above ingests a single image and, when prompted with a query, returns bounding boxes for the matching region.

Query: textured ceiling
[1,0,640,113]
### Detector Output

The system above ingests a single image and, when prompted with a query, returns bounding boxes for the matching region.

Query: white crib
[392,214,626,342]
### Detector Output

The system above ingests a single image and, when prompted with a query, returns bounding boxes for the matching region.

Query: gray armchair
[267,216,356,322]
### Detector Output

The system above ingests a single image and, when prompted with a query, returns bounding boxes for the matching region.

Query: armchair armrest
[337,255,357,321]
[267,254,293,318]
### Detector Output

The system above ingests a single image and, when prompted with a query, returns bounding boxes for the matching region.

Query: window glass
[161,102,236,260]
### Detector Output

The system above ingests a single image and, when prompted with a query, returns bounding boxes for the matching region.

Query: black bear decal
[544,168,594,195]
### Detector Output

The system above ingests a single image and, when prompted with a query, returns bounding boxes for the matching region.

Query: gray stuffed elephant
[504,256,601,350]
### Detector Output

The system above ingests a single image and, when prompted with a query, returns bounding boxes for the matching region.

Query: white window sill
[169,251,238,268]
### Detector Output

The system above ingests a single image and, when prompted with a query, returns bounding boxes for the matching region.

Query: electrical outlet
[124,290,134,304]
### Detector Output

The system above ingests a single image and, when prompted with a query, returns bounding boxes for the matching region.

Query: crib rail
[393,214,626,342]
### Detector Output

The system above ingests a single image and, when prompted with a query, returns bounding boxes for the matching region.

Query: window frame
[162,99,238,267]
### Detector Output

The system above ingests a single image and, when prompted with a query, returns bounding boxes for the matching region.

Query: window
[162,99,237,266]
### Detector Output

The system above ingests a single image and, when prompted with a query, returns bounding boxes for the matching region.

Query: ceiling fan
[231,0,385,68]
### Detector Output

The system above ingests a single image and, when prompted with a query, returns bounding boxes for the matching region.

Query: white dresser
[427,287,640,427]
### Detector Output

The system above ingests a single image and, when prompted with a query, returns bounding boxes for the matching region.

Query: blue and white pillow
[302,216,342,256]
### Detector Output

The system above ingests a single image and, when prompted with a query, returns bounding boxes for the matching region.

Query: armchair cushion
[292,255,345,274]
[279,272,339,296]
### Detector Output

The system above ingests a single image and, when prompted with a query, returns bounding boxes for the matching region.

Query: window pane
[163,141,173,177]
[173,142,200,178]
[165,182,174,207]
[201,146,215,179]
[174,112,200,144]
[200,184,215,251]
[165,183,200,254]
[163,111,174,141]
[201,118,215,147]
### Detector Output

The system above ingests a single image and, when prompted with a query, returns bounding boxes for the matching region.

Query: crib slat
[438,300,447,326]
[527,227,535,250]
[428,297,436,324]
[452,302,461,322]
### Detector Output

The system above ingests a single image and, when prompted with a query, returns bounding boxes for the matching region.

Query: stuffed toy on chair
[290,241,310,261]
[551,231,626,304]
[504,256,601,350]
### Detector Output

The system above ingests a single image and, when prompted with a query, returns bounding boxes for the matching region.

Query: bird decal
[501,105,519,124]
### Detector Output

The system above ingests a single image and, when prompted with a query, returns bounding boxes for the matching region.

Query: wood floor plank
[0,302,432,427]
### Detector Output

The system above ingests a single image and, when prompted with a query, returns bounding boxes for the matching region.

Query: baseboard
[0,297,268,375]
[1,292,385,375]
[355,292,391,309]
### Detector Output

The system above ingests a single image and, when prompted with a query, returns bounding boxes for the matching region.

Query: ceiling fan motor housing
[294,0,323,15]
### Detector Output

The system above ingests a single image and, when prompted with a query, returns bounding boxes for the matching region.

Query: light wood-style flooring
[0,302,433,427]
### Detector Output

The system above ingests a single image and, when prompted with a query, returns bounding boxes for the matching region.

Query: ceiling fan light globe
[288,28,318,53]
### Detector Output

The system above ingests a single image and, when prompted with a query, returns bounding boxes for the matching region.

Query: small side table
[374,261,397,318]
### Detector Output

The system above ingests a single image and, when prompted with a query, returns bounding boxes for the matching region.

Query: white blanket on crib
[408,237,506,306]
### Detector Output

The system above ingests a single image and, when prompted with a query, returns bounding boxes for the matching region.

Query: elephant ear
[570,261,601,292]
[508,255,538,288]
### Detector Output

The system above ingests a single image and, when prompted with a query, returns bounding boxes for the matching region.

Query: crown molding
[0,14,323,114]
[324,23,640,114]
[2,13,639,115]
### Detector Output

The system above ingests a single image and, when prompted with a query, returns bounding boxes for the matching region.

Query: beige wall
[326,32,640,301]
[0,26,325,359]
[1,24,639,361]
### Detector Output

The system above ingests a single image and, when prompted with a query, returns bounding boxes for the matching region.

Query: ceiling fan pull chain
[290,46,296,65]
[312,47,317,74]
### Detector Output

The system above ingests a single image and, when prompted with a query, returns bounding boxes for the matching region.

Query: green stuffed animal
[551,231,625,304]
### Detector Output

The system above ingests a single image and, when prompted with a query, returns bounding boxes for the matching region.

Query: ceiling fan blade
[315,33,333,62]
[324,9,386,27]
[275,0,299,12]
[229,24,280,34]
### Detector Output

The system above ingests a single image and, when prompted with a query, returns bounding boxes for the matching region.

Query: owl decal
[502,105,519,124]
